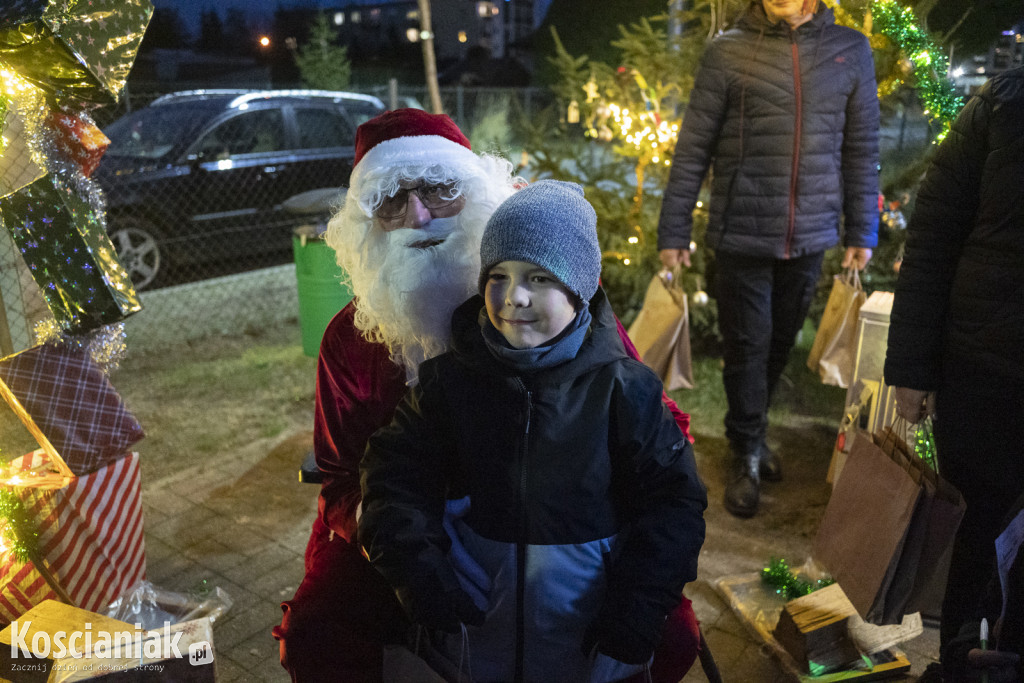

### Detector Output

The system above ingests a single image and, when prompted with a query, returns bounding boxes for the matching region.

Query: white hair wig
[324,152,522,372]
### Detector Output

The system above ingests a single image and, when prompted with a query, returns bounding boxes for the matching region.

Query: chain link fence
[0,86,552,357]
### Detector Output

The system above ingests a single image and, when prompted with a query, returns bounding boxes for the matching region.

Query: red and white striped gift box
[0,451,146,622]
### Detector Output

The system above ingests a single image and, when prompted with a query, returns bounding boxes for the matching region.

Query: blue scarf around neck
[479,305,592,373]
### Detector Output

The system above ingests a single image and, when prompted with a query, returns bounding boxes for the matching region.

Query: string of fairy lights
[870,0,963,142]
[588,0,963,160]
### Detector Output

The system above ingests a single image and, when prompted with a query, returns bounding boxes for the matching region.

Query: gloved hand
[444,496,491,611]
[402,586,485,634]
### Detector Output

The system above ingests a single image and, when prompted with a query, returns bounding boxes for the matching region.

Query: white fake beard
[347,214,482,373]
[325,154,518,374]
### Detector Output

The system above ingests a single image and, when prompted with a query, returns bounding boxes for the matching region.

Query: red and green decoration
[0,484,74,604]
[0,486,37,564]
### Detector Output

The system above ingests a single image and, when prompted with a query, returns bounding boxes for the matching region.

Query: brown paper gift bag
[872,426,964,622]
[807,269,866,388]
[813,427,964,624]
[627,270,694,390]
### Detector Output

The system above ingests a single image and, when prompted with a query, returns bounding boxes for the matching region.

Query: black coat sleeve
[590,363,708,662]
[884,88,993,390]
[357,365,464,617]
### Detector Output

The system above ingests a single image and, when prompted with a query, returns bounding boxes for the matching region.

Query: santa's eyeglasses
[375,183,461,220]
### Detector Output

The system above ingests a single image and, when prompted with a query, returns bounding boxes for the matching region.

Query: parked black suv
[95,89,386,289]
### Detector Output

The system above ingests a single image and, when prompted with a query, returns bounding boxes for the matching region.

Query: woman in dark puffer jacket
[885,65,1024,677]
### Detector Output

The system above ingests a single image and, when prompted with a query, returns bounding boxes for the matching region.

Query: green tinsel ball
[761,557,835,601]
[914,422,938,471]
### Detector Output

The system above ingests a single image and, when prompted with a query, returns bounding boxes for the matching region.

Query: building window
[406,27,420,42]
[333,12,344,25]
[351,11,361,23]
[477,2,498,18]
[406,10,419,20]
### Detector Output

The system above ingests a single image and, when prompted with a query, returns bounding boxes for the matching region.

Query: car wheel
[108,217,164,290]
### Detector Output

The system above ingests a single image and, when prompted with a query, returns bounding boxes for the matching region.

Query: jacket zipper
[785,29,802,258]
[514,380,532,683]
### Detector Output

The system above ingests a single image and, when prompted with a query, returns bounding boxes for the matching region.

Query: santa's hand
[444,497,491,611]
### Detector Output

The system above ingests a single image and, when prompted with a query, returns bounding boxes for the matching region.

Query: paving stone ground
[140,429,940,682]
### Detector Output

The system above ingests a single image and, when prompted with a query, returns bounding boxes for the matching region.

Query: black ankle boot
[724,447,760,518]
[759,441,783,482]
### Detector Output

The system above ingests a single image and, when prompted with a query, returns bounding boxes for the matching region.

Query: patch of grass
[669,319,848,446]
[110,324,316,484]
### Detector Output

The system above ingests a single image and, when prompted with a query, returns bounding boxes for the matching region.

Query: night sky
[153,0,555,35]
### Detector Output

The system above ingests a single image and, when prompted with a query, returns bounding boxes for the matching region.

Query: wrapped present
[0,174,142,333]
[0,0,153,105]
[44,108,111,178]
[0,343,144,475]
[0,225,52,358]
[0,366,73,487]
[0,106,46,199]
[0,451,146,621]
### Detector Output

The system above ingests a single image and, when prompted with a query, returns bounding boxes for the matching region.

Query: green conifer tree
[294,13,352,91]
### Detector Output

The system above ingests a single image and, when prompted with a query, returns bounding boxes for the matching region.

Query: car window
[339,101,384,127]
[106,105,216,160]
[197,109,287,159]
[295,108,355,148]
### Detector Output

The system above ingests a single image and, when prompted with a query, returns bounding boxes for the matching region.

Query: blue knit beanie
[478,180,601,303]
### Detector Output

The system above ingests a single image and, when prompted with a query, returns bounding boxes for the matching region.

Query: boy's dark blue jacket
[359,288,707,681]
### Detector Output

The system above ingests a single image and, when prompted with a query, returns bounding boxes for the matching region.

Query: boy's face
[484,261,578,349]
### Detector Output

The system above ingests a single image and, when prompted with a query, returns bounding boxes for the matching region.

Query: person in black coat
[657,0,880,517]
[885,65,1024,680]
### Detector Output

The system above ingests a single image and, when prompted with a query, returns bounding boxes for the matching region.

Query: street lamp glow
[259,36,271,48]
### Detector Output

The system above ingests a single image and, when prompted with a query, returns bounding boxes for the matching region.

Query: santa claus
[274,108,699,682]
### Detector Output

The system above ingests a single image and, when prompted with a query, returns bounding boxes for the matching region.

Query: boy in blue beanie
[359,180,707,682]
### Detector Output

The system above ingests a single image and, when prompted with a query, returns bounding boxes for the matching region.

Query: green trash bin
[293,225,353,358]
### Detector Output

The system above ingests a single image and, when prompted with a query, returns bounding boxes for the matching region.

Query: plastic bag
[105,579,233,629]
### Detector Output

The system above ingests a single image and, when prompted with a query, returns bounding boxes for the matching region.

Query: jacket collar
[449,287,627,383]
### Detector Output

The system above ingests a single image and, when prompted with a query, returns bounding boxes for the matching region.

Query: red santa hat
[353,108,477,175]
